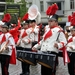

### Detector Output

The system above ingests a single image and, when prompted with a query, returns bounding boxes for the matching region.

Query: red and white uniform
[44,25,50,32]
[67,36,75,52]
[0,32,16,56]
[34,26,67,53]
[33,25,39,42]
[9,25,21,44]
[17,28,34,48]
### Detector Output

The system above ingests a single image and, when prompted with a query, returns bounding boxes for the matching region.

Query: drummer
[0,24,16,75]
[17,20,34,75]
[32,14,67,75]
[67,26,75,75]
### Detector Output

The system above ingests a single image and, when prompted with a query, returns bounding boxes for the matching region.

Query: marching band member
[2,13,21,44]
[66,12,75,75]
[9,19,21,44]
[32,14,67,75]
[29,19,41,75]
[65,15,72,40]
[67,26,75,75]
[28,4,41,75]
[17,21,34,75]
[0,24,16,75]
[31,19,40,45]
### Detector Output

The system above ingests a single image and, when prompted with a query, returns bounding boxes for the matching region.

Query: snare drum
[23,51,37,66]
[36,53,56,69]
[17,50,37,66]
[17,50,24,62]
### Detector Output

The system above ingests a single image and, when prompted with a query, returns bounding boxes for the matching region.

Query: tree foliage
[5,0,28,18]
[17,0,28,18]
[5,0,14,3]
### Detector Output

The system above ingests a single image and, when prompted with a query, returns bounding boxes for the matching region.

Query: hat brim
[48,18,57,21]
[2,25,8,29]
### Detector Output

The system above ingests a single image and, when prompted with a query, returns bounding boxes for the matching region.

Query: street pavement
[0,57,69,75]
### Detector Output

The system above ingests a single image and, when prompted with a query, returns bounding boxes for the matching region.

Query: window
[0,0,5,2]
[70,0,75,9]
[0,4,5,12]
[29,2,32,7]
[47,2,61,10]
[40,1,44,12]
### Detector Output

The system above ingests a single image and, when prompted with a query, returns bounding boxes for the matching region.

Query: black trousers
[68,52,75,75]
[0,54,10,75]
[41,52,58,75]
[21,62,30,74]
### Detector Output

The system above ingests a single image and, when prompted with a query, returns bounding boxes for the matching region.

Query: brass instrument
[28,4,41,24]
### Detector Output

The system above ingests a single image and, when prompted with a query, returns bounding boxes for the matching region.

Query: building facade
[0,0,75,25]
[0,0,6,20]
[26,0,75,26]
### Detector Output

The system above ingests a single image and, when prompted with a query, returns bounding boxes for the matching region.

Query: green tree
[5,0,14,3]
[5,0,28,18]
[18,0,28,18]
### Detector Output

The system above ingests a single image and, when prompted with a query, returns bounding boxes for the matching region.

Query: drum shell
[17,50,24,62]
[23,51,37,65]
[36,53,56,69]
[17,50,37,65]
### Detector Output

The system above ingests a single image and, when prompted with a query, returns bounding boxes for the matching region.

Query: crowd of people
[0,3,75,75]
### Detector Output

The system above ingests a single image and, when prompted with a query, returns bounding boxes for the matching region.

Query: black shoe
[20,73,25,75]
[25,72,30,75]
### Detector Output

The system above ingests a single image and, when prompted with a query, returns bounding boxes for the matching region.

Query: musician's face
[23,24,28,29]
[48,20,51,26]
[29,23,32,27]
[70,30,75,35]
[2,27,8,33]
[49,20,57,27]
[31,22,36,27]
